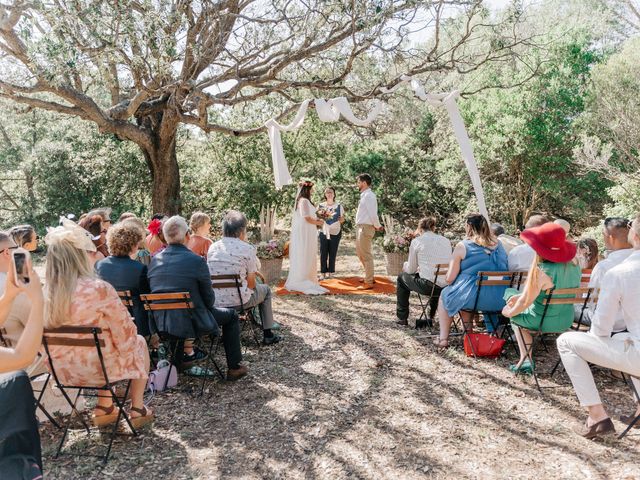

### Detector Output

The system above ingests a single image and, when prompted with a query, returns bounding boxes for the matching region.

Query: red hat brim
[520,228,577,263]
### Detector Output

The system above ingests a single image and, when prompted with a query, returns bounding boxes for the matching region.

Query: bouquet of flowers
[255,238,286,259]
[316,207,332,221]
[382,228,416,254]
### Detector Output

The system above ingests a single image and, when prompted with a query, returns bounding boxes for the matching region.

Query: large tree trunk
[139,111,182,215]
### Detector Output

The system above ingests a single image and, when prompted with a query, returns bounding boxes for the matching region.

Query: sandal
[129,405,154,429]
[433,338,450,350]
[509,360,535,374]
[92,404,120,427]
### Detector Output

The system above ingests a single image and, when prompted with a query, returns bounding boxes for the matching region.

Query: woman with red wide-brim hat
[502,222,581,373]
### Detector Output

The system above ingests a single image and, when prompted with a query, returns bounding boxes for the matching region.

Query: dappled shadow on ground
[41,241,640,479]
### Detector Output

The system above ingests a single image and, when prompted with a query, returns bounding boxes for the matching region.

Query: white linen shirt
[207,237,258,307]
[588,248,634,331]
[355,188,381,227]
[402,232,453,286]
[591,250,640,340]
[508,243,536,272]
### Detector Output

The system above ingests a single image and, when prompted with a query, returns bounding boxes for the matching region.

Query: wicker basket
[385,252,408,276]
[259,257,284,284]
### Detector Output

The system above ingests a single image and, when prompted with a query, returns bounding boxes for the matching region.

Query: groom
[355,173,383,290]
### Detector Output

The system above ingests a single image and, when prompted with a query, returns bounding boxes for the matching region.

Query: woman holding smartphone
[318,186,345,279]
[0,258,45,477]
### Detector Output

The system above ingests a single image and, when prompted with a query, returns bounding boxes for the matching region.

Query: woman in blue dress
[435,213,508,348]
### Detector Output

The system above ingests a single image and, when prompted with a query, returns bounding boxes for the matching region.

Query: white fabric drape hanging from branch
[264,78,489,221]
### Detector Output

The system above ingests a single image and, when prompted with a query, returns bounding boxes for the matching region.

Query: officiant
[318,187,345,279]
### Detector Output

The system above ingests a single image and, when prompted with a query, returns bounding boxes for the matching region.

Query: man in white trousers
[355,173,383,290]
[557,213,640,439]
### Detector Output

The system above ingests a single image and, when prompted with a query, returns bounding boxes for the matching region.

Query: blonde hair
[189,212,211,233]
[45,240,95,328]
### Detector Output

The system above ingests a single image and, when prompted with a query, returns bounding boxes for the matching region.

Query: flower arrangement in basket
[380,214,416,254]
[382,230,416,254]
[255,238,286,259]
[380,214,417,276]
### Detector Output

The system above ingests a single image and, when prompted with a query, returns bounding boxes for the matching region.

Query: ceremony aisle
[40,239,640,479]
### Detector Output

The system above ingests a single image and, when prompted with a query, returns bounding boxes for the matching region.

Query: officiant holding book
[318,187,345,279]
[355,173,383,290]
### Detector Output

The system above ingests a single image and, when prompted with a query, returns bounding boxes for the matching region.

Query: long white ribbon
[264,100,310,190]
[264,78,489,221]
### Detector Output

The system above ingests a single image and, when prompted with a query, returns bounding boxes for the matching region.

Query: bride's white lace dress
[285,198,328,295]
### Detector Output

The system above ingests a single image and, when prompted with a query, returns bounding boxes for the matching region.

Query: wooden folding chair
[413,263,448,330]
[1,327,62,428]
[140,292,224,396]
[42,326,138,464]
[580,268,592,288]
[211,274,262,349]
[517,286,594,392]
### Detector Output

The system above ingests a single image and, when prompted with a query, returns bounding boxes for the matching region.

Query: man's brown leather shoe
[573,417,615,439]
[227,365,248,382]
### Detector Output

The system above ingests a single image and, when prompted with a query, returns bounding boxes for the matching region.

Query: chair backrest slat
[44,337,106,347]
[476,271,514,287]
[45,326,103,335]
[544,287,594,306]
[141,292,191,301]
[211,274,240,280]
[144,302,194,311]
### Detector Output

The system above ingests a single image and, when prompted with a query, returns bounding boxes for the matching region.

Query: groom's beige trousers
[355,224,375,284]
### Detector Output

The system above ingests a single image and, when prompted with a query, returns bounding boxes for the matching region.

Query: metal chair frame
[415,263,449,330]
[210,274,262,350]
[42,326,138,464]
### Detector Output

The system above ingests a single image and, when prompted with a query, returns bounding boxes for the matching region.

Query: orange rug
[276,276,396,295]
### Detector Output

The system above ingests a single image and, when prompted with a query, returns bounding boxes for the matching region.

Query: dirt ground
[41,239,640,479]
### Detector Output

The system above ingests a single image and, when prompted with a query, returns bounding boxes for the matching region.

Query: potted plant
[256,238,286,284]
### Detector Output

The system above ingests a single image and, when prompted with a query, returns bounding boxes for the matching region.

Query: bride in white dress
[285,181,329,295]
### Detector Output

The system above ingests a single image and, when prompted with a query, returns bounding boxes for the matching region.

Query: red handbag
[463,333,505,358]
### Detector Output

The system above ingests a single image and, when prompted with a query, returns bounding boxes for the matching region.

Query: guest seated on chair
[0,263,45,477]
[148,216,247,380]
[96,222,151,337]
[508,215,551,271]
[502,223,580,374]
[556,213,640,439]
[0,231,45,376]
[395,216,452,327]
[8,224,38,252]
[43,222,153,429]
[491,223,521,254]
[187,211,213,259]
[208,210,282,345]
[435,213,508,348]
[146,214,167,256]
[79,214,109,259]
[576,238,599,271]
[576,218,633,328]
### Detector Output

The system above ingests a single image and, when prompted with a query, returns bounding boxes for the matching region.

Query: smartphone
[12,248,30,286]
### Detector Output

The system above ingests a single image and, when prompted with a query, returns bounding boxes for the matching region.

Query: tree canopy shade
[0,0,543,214]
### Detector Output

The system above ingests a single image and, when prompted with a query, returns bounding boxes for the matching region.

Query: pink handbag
[146,360,178,393]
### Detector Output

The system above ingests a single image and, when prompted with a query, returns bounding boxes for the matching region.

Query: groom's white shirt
[355,188,381,227]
